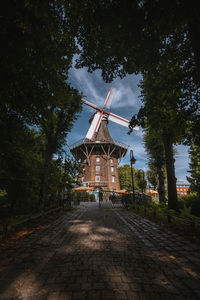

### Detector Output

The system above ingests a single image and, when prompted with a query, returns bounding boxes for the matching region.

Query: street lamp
[130,150,136,204]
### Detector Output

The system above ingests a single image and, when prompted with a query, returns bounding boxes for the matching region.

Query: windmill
[82,87,139,140]
[70,88,139,192]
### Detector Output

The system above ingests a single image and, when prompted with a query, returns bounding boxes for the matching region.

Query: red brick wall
[80,154,120,191]
[176,186,189,196]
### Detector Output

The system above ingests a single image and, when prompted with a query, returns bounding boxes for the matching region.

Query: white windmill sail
[85,111,102,140]
[105,87,116,110]
[108,112,139,130]
[83,87,139,140]
[108,114,129,128]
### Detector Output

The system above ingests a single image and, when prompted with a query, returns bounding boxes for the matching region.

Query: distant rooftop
[176,181,190,186]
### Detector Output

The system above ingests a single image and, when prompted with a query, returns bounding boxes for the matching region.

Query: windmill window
[96,175,100,182]
[96,157,100,162]
[112,176,115,183]
[96,166,100,171]
[111,167,114,172]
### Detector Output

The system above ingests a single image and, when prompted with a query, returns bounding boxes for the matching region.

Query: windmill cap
[89,113,108,124]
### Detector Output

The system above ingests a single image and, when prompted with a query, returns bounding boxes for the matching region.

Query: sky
[67,65,190,183]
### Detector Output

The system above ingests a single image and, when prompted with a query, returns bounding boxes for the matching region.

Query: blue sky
[67,66,190,183]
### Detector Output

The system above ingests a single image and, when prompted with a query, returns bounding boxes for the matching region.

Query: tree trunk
[157,167,166,203]
[163,133,178,211]
[40,149,53,209]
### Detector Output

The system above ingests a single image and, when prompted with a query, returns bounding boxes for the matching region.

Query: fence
[126,197,200,232]
[98,190,152,209]
[137,205,200,230]
[98,190,200,231]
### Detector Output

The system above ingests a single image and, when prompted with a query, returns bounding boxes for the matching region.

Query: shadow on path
[0,203,200,299]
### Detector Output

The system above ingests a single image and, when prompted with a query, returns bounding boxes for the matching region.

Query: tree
[118,164,147,192]
[130,51,192,210]
[0,117,44,213]
[118,164,132,191]
[187,145,200,195]
[66,0,200,85]
[0,0,82,213]
[134,169,147,193]
[39,89,81,207]
[0,0,77,121]
[146,168,158,191]
[48,154,80,208]
[144,128,166,203]
[118,164,139,191]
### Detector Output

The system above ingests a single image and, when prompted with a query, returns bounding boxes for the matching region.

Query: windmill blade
[85,111,103,140]
[81,99,101,112]
[102,87,113,110]
[108,114,129,127]
[108,112,139,130]
[105,87,117,110]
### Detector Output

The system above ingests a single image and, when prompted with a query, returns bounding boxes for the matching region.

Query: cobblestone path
[0,203,200,300]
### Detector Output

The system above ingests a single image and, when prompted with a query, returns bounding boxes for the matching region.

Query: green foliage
[179,193,200,218]
[118,164,133,190]
[0,190,6,197]
[134,169,147,193]
[144,127,166,203]
[118,165,147,193]
[1,0,78,120]
[66,0,200,87]
[0,0,82,218]
[180,204,192,218]
[118,164,142,191]
[130,50,193,210]
[146,169,157,190]
[187,145,200,195]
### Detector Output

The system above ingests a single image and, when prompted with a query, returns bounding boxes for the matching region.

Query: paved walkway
[0,203,200,300]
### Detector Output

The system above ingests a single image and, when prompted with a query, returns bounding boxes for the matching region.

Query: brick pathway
[0,203,200,300]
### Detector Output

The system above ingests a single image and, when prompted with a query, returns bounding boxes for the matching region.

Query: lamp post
[130,150,136,204]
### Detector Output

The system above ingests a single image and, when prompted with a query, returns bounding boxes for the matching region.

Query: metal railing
[127,198,200,231]
[69,138,129,150]
[98,190,200,230]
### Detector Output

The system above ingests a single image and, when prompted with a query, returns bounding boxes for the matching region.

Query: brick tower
[70,115,128,191]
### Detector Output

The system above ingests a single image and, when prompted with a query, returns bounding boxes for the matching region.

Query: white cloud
[69,67,141,112]
[109,82,140,109]
[69,67,104,105]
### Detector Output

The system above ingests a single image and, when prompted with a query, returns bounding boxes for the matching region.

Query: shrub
[179,193,200,217]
